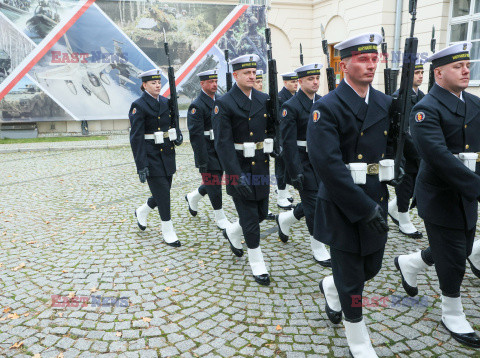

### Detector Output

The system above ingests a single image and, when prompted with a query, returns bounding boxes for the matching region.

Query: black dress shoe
[253,274,270,286]
[135,211,146,231]
[467,258,480,279]
[315,257,332,268]
[275,215,289,243]
[266,212,275,220]
[319,279,342,324]
[441,320,480,348]
[165,240,181,247]
[400,228,423,239]
[394,256,418,297]
[185,195,197,217]
[223,229,243,257]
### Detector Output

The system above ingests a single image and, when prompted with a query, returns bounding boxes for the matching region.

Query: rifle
[265,26,281,157]
[320,24,336,92]
[390,0,418,183]
[300,43,304,66]
[428,26,436,92]
[163,29,182,143]
[381,27,399,96]
[225,49,233,92]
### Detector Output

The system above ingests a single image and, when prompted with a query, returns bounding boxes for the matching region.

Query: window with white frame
[449,0,480,82]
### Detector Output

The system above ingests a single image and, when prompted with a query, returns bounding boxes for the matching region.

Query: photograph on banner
[0,0,87,44]
[0,76,72,122]
[176,5,267,104]
[29,3,160,121]
[96,0,235,71]
[0,14,35,85]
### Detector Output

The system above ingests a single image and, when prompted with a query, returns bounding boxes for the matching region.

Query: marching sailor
[307,33,392,357]
[130,69,183,247]
[278,63,331,266]
[388,58,425,238]
[185,69,231,229]
[212,54,276,286]
[394,42,480,348]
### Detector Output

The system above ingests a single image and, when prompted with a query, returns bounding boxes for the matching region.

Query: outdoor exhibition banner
[0,0,267,122]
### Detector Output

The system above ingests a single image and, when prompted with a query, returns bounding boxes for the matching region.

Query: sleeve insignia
[132,108,137,115]
[191,108,196,115]
[214,105,219,114]
[415,112,425,122]
[282,109,287,117]
[312,110,321,122]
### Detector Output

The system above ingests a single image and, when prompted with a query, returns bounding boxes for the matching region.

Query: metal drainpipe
[393,0,404,69]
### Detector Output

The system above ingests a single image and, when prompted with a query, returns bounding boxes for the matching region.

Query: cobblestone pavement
[1,140,480,357]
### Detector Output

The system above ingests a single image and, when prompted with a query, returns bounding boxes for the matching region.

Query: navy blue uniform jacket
[280,89,321,190]
[212,84,273,200]
[410,83,480,230]
[129,92,176,177]
[187,91,222,171]
[307,80,392,256]
[278,86,293,106]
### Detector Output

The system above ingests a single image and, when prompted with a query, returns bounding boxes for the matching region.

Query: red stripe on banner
[0,0,97,101]
[164,4,249,97]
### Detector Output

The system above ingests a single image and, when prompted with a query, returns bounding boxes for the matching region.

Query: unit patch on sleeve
[282,109,287,117]
[312,110,321,122]
[132,108,137,115]
[191,108,196,115]
[214,105,219,114]
[415,112,425,122]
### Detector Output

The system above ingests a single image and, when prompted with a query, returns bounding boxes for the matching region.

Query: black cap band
[282,75,298,81]
[340,44,378,59]
[297,69,321,78]
[199,74,218,81]
[141,74,162,82]
[232,62,257,71]
[432,52,470,69]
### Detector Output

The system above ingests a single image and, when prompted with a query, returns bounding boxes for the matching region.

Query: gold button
[171,147,173,150]
[265,160,267,163]
[380,197,384,201]
[158,127,161,130]
[265,130,267,133]
[249,117,251,121]
[252,161,255,165]
[358,154,363,160]
[158,117,160,119]
[169,126,171,129]
[382,153,385,158]
[466,144,470,149]
[360,132,364,136]
[384,131,388,136]
[264,114,267,117]
[465,125,468,128]
[160,149,163,152]
[250,132,253,136]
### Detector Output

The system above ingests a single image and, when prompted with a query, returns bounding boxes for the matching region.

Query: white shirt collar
[146,91,159,101]
[436,83,464,102]
[202,89,215,101]
[344,77,369,104]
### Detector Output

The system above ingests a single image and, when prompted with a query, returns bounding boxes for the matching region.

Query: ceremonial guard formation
[129,69,183,247]
[125,2,480,354]
[185,69,231,230]
[212,54,276,286]
[278,63,330,266]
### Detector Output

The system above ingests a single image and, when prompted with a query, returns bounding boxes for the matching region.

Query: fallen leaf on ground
[7,313,19,320]
[276,325,282,331]
[90,287,97,293]
[26,241,37,244]
[24,313,29,317]
[165,287,170,291]
[58,312,63,317]
[163,268,169,273]
[68,292,75,299]
[116,331,122,337]
[3,307,11,313]
[10,341,23,349]
[171,289,180,293]
[12,262,25,271]
[142,317,151,322]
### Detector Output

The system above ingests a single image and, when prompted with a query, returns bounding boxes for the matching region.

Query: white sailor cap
[256,69,264,79]
[197,69,218,81]
[295,63,323,78]
[229,54,260,71]
[415,57,426,70]
[334,33,382,59]
[139,69,163,81]
[427,42,472,69]
[280,72,298,81]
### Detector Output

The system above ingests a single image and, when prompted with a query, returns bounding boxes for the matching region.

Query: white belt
[234,142,264,150]
[204,131,210,135]
[297,140,307,152]
[145,134,168,140]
